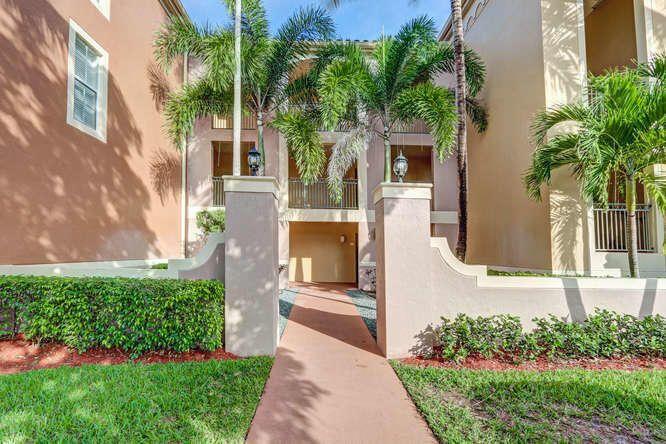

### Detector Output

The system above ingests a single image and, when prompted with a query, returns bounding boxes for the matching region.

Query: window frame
[89,0,111,20]
[66,19,109,143]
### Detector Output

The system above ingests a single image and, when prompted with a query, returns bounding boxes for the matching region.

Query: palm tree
[524,57,666,278]
[273,16,486,201]
[154,0,335,166]
[325,0,473,261]
[233,0,242,175]
[449,0,469,262]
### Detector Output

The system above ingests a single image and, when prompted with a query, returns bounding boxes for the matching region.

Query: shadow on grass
[392,362,666,443]
[0,358,273,442]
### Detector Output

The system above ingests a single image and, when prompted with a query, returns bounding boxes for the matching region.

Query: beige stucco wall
[374,184,666,358]
[0,0,184,264]
[449,0,552,270]
[289,222,358,283]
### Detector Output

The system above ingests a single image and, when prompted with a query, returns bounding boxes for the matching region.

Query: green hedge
[437,310,666,362]
[0,276,224,356]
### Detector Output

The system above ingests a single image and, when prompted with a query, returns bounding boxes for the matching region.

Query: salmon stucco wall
[0,0,184,264]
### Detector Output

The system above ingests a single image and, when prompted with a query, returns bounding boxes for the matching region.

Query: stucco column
[374,182,433,358]
[541,0,590,274]
[224,176,279,356]
[277,134,290,289]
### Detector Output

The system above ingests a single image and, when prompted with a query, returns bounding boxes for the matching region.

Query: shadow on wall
[0,1,174,264]
[147,62,171,112]
[150,149,181,205]
[541,0,586,102]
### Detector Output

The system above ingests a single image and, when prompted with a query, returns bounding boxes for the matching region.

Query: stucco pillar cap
[373,182,433,205]
[222,176,279,199]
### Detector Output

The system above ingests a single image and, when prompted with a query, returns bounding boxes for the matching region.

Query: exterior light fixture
[248,146,261,176]
[393,150,408,183]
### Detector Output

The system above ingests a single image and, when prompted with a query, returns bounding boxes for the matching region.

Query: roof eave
[159,0,191,21]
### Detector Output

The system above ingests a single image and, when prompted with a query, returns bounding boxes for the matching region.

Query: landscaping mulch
[0,335,238,375]
[401,355,666,371]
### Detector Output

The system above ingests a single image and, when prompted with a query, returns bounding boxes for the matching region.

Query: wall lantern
[392,150,408,183]
[248,146,261,176]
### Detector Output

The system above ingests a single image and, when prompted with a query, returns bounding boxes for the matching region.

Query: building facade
[0,0,187,265]
[184,60,460,287]
[441,0,666,276]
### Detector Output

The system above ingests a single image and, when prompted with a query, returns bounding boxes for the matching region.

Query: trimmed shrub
[0,276,224,356]
[196,209,226,235]
[436,310,666,362]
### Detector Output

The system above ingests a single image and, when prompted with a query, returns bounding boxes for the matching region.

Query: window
[66,20,108,142]
[90,0,110,19]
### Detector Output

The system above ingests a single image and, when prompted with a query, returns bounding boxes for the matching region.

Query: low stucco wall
[395,238,666,358]
[374,182,666,358]
[0,233,226,282]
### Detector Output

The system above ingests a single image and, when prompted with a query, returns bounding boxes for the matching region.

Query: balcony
[393,120,429,134]
[317,120,428,134]
[289,179,358,210]
[593,204,655,253]
[212,114,257,130]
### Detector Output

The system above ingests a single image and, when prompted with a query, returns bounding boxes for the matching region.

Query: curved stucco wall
[374,185,666,358]
[389,238,666,358]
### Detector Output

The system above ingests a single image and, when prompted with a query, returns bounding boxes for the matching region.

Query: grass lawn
[0,358,272,443]
[391,362,665,443]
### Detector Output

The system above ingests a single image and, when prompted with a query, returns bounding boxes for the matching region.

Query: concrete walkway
[246,283,435,444]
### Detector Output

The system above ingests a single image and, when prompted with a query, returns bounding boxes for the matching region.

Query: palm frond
[432,44,486,97]
[163,78,233,147]
[465,96,488,133]
[523,133,581,200]
[530,104,590,145]
[327,124,373,202]
[382,15,437,101]
[318,47,374,130]
[638,172,666,214]
[394,83,457,160]
[271,110,326,183]
[154,16,208,70]
[263,6,335,106]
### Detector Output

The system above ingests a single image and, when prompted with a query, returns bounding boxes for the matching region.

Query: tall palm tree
[233,0,242,175]
[325,0,473,262]
[449,0,469,262]
[273,16,486,201]
[524,57,666,278]
[154,0,335,165]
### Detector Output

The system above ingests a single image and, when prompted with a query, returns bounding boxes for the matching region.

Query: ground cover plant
[196,209,226,235]
[0,357,272,443]
[0,276,224,356]
[435,310,665,363]
[392,362,666,443]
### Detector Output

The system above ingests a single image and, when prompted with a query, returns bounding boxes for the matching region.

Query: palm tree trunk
[232,0,242,176]
[625,176,640,278]
[384,126,392,182]
[451,0,468,262]
[257,110,265,175]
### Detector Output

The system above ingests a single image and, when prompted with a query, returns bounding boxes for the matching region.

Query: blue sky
[180,0,450,40]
